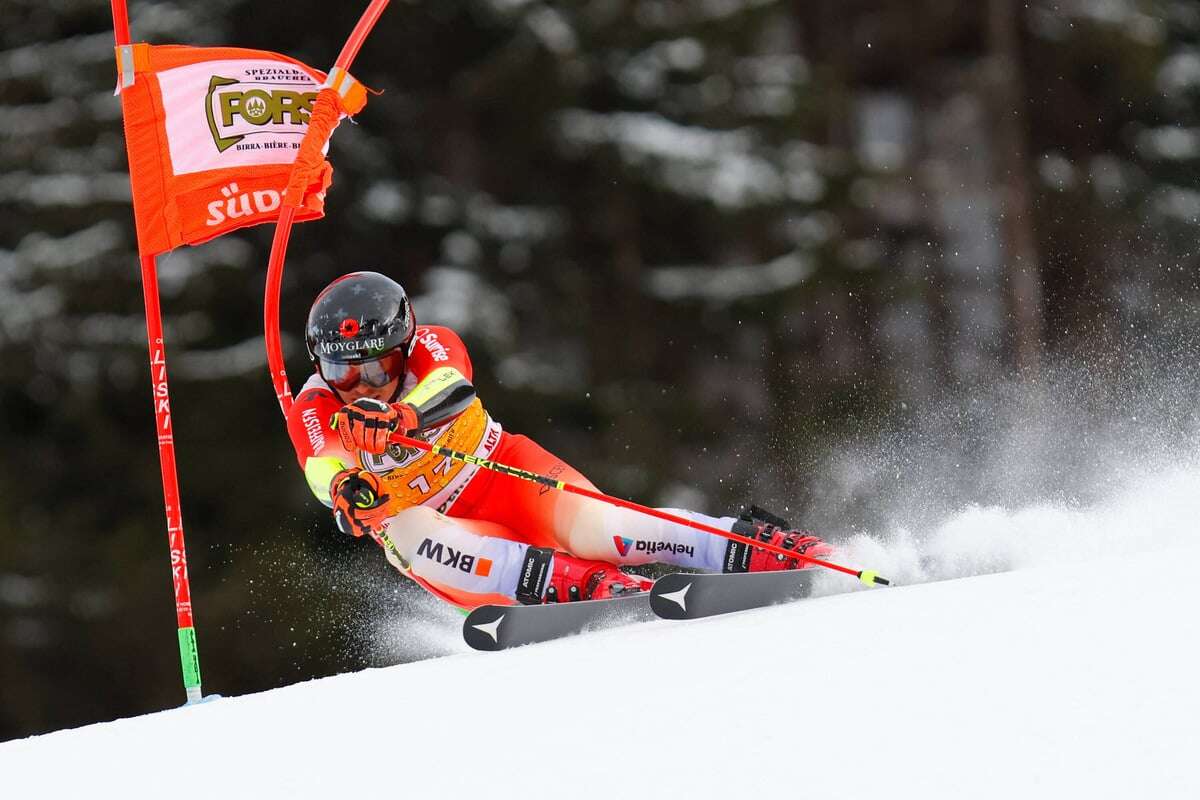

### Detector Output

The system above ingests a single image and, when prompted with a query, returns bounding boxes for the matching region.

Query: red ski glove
[330,468,392,538]
[330,398,420,454]
[514,547,652,604]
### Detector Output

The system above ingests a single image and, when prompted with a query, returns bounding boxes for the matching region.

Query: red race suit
[287,325,735,608]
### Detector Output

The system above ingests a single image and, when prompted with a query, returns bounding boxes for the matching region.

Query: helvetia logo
[612,538,695,559]
[205,74,317,153]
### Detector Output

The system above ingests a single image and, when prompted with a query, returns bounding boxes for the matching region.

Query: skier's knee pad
[384,504,442,533]
[385,505,519,549]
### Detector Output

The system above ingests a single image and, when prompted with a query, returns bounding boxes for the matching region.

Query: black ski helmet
[306,271,416,398]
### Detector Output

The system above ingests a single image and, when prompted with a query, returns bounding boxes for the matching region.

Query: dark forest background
[3,0,1200,740]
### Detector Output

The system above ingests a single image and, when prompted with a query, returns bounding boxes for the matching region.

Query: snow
[0,171,132,207]
[556,110,790,208]
[3,464,1198,798]
[1137,126,1200,161]
[646,250,813,303]
[524,7,578,55]
[1159,49,1200,95]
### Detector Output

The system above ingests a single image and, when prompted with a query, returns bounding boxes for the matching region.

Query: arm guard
[401,366,476,432]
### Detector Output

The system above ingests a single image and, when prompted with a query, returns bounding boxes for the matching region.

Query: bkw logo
[417,538,493,577]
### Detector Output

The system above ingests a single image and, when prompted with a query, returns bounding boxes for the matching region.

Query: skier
[286,271,834,609]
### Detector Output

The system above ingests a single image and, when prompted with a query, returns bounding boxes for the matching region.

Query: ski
[650,569,818,620]
[462,592,654,651]
[464,569,825,650]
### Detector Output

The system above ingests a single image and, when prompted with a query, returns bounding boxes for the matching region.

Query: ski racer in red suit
[286,271,834,609]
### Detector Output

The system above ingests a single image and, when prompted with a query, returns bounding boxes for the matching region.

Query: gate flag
[115,44,367,257]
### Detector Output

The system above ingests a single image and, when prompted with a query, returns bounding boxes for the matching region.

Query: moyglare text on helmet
[316,337,387,355]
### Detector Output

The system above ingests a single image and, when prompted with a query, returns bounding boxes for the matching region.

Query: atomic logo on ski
[471,614,505,644]
[613,536,633,556]
[658,582,691,612]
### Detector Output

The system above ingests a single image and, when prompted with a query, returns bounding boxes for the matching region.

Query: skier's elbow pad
[401,367,476,430]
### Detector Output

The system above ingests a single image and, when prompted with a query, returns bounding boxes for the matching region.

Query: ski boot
[516,547,653,604]
[722,505,835,573]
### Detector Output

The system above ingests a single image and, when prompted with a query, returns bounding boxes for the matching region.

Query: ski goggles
[317,350,407,393]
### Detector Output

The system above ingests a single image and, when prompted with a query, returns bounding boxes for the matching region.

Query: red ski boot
[515,547,653,604]
[723,506,835,573]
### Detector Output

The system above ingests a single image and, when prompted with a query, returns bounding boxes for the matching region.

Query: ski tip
[858,570,890,587]
[462,607,509,651]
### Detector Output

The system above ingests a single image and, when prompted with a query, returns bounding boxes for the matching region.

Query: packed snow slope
[2,508,1197,798]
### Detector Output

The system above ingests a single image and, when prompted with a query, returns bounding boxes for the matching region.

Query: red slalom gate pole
[137,254,204,703]
[259,0,402,562]
[113,0,205,704]
[333,0,391,69]
[111,0,131,45]
[389,433,890,586]
[264,205,297,416]
[263,0,392,420]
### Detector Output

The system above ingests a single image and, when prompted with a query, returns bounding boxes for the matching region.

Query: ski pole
[388,433,890,586]
[371,528,407,565]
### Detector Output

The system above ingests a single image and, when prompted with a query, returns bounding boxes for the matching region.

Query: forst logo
[205,73,317,153]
